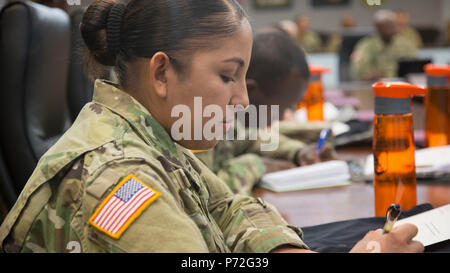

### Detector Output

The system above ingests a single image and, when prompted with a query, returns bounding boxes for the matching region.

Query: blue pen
[315,128,330,155]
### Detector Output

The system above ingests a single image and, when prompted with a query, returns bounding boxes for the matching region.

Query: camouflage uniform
[0,80,308,253]
[351,34,418,81]
[277,120,328,144]
[195,122,307,196]
[324,34,342,53]
[399,27,423,48]
[295,31,322,53]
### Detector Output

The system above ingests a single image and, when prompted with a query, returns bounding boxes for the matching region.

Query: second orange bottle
[304,65,330,122]
[424,64,450,147]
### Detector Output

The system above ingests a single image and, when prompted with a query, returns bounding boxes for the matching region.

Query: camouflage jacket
[195,122,307,196]
[399,27,423,48]
[351,34,418,81]
[295,30,322,53]
[0,80,308,253]
[277,120,327,145]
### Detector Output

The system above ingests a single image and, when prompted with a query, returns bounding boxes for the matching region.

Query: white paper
[394,204,450,246]
[364,145,450,177]
[259,160,351,192]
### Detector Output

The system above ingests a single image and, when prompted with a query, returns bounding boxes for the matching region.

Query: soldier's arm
[277,120,324,143]
[84,160,210,253]
[246,130,307,164]
[411,29,423,48]
[310,31,323,52]
[194,141,265,196]
[215,153,266,196]
[200,161,309,253]
[399,37,418,58]
[262,134,306,163]
[351,38,379,81]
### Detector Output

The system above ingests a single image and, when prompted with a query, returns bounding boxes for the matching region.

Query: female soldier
[0,0,422,253]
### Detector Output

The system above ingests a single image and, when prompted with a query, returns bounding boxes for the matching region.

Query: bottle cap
[373,82,426,115]
[424,64,450,77]
[309,65,330,75]
[373,81,426,99]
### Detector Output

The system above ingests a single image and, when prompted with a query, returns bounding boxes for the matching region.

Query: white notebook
[259,160,351,192]
[364,145,450,178]
[394,204,450,247]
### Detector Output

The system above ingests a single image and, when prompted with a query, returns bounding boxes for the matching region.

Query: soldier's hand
[349,224,424,253]
[261,157,296,174]
[297,143,339,166]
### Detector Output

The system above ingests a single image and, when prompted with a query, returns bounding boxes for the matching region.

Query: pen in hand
[383,204,402,234]
[315,128,330,156]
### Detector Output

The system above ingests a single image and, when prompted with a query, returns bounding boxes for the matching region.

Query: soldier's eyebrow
[223,57,245,68]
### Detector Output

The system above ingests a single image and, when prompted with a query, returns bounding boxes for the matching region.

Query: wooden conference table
[252,146,450,228]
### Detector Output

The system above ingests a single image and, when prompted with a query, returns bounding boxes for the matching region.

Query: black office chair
[338,29,373,82]
[0,1,72,207]
[397,58,432,79]
[0,145,16,210]
[416,26,441,47]
[0,0,7,10]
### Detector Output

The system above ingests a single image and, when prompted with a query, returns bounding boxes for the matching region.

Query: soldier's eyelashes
[220,75,235,83]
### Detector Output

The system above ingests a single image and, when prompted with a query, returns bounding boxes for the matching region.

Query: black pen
[382,204,402,234]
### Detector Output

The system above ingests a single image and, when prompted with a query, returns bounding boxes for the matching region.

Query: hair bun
[106,3,127,59]
[80,0,123,68]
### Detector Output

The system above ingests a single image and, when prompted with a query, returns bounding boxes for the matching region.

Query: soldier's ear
[149,52,170,98]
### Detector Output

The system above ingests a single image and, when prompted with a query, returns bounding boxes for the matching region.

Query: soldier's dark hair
[80,0,248,87]
[246,30,310,94]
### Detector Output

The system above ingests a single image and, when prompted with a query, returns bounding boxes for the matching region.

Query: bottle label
[310,75,321,82]
[427,75,448,87]
[375,97,411,115]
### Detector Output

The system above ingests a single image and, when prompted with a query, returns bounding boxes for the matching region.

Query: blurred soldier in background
[396,10,423,48]
[325,14,356,53]
[295,15,322,53]
[351,9,417,81]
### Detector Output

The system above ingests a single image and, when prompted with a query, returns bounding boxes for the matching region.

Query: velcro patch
[89,174,161,239]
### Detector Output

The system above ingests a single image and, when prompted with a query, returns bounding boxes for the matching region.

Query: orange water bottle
[372,82,426,217]
[303,65,330,121]
[424,64,450,147]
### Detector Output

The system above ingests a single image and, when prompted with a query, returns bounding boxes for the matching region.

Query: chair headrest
[0,1,71,190]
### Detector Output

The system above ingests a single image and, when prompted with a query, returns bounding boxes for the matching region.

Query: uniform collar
[92,79,179,159]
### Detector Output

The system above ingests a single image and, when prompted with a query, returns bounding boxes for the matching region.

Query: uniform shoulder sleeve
[84,159,209,253]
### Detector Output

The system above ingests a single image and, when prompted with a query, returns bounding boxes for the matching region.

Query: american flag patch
[89,174,161,239]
